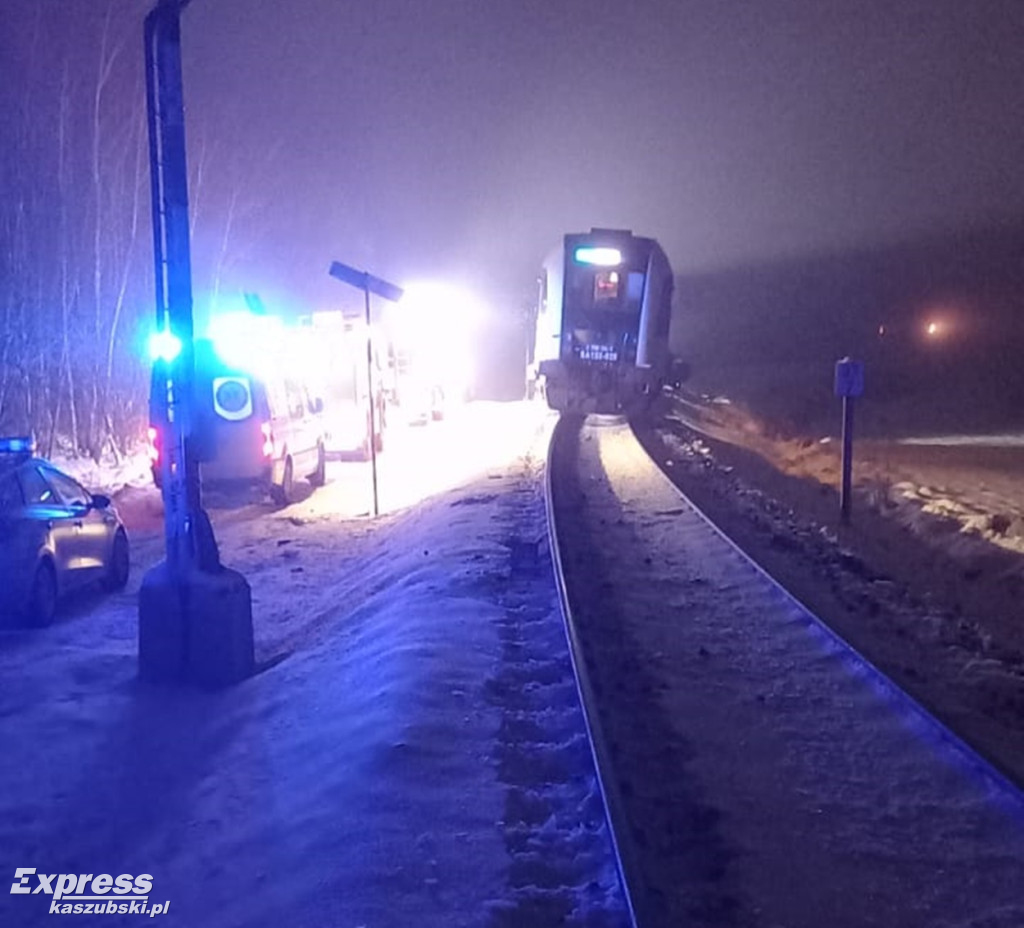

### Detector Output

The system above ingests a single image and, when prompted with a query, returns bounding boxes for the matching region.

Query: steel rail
[632,416,1024,809]
[543,414,649,928]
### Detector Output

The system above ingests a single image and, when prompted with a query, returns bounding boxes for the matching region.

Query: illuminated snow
[0,401,598,928]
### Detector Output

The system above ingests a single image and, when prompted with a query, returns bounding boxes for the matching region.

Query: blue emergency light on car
[574,246,622,267]
[0,437,35,455]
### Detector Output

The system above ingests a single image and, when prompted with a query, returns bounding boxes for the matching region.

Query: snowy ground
[0,402,624,927]
[640,391,1024,785]
[671,391,1024,562]
[555,416,1024,928]
[9,391,1023,924]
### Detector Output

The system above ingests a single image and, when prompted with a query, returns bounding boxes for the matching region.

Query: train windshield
[566,263,645,314]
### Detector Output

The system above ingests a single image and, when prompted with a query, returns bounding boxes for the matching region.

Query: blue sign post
[328,261,404,516]
[834,357,865,524]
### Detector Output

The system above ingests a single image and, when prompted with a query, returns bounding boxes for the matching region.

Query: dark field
[672,219,1024,439]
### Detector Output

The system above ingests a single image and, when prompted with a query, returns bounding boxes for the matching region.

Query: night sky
[7,0,1024,315]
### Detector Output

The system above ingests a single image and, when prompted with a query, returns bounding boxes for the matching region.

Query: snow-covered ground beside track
[9,392,1023,925]
[671,392,1024,560]
[642,392,1024,788]
[556,417,1024,928]
[897,432,1024,447]
[0,402,625,927]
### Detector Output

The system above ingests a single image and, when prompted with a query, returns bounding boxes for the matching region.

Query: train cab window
[567,259,643,314]
[627,272,645,303]
[594,270,620,303]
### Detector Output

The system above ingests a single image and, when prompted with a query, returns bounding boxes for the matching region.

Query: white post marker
[834,356,865,523]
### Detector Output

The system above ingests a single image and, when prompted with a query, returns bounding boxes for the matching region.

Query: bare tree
[2,0,276,462]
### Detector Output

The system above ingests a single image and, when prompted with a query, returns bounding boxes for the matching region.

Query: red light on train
[594,270,620,302]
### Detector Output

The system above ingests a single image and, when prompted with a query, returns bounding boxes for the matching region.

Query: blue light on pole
[147,328,183,363]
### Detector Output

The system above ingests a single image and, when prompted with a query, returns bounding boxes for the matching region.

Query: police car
[0,438,130,625]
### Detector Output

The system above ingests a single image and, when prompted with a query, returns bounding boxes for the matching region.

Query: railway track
[545,413,1024,928]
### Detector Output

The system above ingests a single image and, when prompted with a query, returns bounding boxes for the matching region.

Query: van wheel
[271,457,294,505]
[309,443,326,487]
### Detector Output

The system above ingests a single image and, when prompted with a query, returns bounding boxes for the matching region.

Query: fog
[173,0,1024,309]
[3,0,1023,417]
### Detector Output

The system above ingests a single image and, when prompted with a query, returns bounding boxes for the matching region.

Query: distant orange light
[920,301,967,342]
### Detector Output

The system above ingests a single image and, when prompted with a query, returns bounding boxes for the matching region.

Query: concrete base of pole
[139,560,254,687]
[138,561,185,683]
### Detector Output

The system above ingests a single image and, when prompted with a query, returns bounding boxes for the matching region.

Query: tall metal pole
[364,282,380,516]
[139,0,253,688]
[144,0,206,573]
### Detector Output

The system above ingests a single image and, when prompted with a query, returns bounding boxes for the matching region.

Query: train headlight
[574,246,622,267]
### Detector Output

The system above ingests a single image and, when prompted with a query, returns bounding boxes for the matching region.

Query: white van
[149,339,327,504]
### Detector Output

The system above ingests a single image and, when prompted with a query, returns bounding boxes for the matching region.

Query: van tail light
[260,422,275,458]
[146,426,161,463]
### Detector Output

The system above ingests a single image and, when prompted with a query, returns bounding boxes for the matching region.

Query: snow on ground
[569,418,1024,928]
[672,391,1024,562]
[51,447,155,496]
[897,432,1024,447]
[643,392,1024,789]
[0,402,624,927]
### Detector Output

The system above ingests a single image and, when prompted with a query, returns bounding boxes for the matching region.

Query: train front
[536,229,673,416]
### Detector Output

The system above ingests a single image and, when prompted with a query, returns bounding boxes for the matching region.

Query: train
[527,228,682,415]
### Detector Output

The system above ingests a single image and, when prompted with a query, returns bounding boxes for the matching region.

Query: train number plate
[578,345,618,362]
